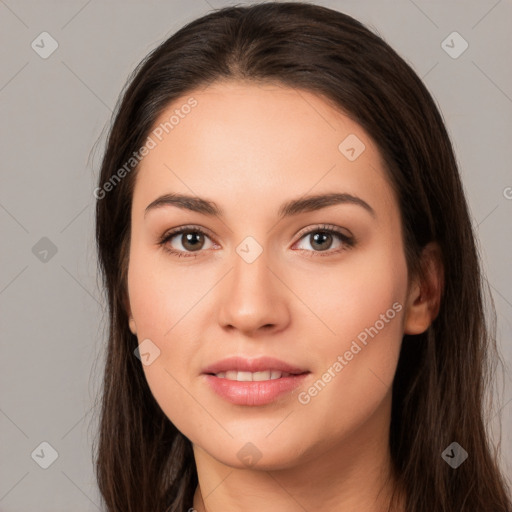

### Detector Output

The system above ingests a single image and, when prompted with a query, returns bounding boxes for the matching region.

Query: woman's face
[126,81,416,470]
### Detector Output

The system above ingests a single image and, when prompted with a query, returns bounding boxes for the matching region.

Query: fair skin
[126,81,442,512]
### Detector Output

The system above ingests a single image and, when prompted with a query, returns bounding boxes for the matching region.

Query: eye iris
[311,232,332,251]
[182,232,204,251]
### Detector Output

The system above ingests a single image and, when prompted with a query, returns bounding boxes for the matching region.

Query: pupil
[312,232,331,251]
[184,232,203,250]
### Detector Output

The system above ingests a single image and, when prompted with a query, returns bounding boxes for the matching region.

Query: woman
[93,2,512,511]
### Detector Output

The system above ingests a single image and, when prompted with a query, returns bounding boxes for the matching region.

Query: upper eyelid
[295,223,352,239]
[161,224,215,242]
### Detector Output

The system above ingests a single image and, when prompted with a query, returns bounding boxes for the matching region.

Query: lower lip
[203,373,310,406]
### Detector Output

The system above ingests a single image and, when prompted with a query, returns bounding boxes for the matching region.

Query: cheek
[127,256,202,436]
[126,250,181,380]
[127,242,197,340]
[290,242,407,419]
[126,248,213,424]
[291,236,408,352]
[300,307,403,450]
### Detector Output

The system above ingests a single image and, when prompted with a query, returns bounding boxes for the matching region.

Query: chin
[196,434,311,471]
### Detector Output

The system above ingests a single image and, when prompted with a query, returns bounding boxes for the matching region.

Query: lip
[202,356,308,375]
[202,356,310,406]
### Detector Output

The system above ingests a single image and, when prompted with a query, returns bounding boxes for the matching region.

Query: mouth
[202,356,310,406]
[209,370,301,381]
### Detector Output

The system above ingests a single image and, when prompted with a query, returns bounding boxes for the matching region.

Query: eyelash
[158,224,355,259]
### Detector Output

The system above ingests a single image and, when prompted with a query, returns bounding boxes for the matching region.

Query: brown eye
[179,231,206,251]
[159,226,215,257]
[308,232,334,251]
[295,225,354,255]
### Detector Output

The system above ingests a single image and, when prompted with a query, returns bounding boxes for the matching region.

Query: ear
[128,316,137,336]
[123,292,137,336]
[404,242,444,335]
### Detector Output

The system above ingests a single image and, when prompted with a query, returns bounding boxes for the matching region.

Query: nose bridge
[217,236,288,333]
[232,240,272,292]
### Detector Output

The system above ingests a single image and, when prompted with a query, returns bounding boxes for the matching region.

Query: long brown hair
[93,2,512,511]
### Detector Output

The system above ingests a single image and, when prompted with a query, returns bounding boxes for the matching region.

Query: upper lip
[202,356,309,375]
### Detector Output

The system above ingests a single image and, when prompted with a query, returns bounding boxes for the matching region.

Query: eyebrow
[144,192,376,219]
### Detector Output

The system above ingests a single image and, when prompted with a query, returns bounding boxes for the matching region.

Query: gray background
[1,0,511,510]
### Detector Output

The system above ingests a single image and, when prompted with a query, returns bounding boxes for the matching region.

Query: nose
[216,248,290,336]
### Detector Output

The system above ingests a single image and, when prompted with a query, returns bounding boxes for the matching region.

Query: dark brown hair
[94,2,512,511]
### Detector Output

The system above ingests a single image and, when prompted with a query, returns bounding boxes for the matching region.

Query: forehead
[132,81,397,221]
